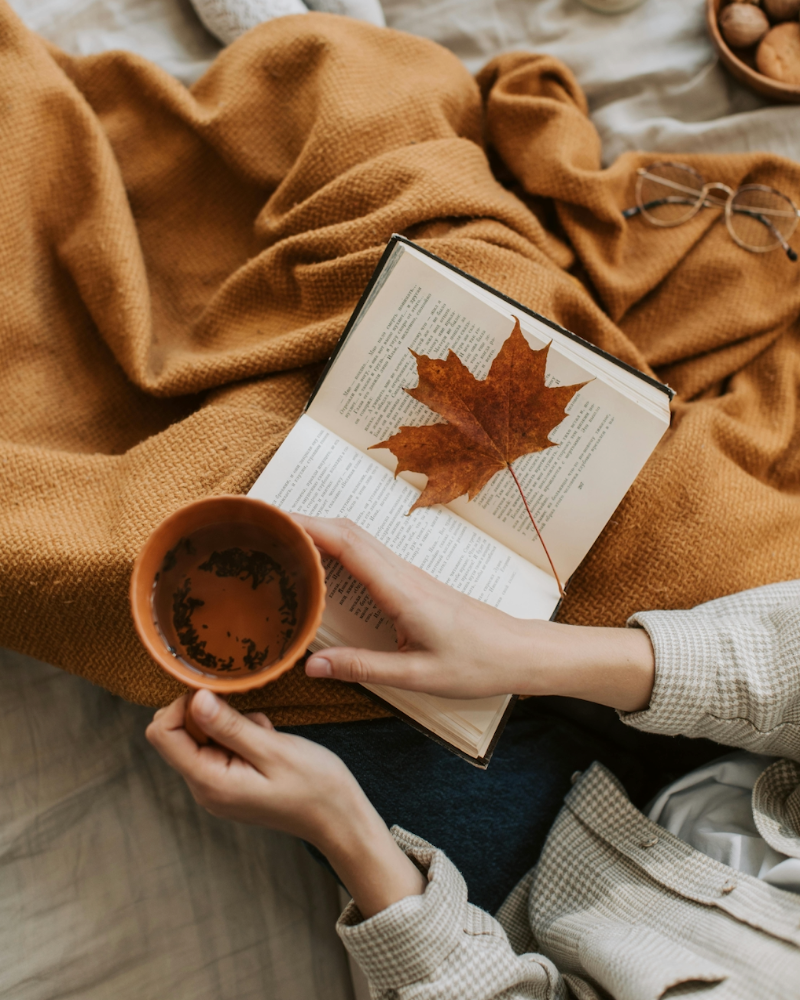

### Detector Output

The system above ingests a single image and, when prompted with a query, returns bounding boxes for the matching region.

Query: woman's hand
[146,691,426,918]
[296,515,655,713]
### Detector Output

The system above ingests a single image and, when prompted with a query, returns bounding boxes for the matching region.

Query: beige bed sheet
[0,648,355,1000]
[11,0,800,162]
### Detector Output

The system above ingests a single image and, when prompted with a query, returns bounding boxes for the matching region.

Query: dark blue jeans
[284,697,723,913]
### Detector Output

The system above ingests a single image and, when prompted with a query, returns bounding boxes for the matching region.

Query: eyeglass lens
[729,186,798,252]
[637,163,705,227]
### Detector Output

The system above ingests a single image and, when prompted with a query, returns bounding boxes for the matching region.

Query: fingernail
[193,689,219,722]
[306,656,332,678]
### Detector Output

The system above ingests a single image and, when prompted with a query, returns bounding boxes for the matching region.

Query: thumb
[190,689,276,761]
[306,648,423,690]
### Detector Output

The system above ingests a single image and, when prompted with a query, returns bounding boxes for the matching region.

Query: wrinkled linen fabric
[385,0,800,163]
[338,775,800,1000]
[2,4,800,720]
[13,0,798,163]
[335,582,800,999]
[8,0,221,85]
[648,751,800,894]
[0,648,355,1000]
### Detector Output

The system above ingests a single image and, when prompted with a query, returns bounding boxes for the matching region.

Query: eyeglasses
[623,162,799,262]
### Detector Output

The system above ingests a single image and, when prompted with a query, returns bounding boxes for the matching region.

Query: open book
[249,236,672,765]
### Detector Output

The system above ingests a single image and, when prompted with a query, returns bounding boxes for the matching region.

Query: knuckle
[215,709,244,741]
[345,653,372,684]
[339,522,363,549]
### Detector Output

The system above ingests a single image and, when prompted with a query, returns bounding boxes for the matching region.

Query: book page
[249,415,560,654]
[308,243,668,581]
[249,415,559,758]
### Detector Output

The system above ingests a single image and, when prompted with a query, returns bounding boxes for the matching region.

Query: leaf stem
[506,463,565,599]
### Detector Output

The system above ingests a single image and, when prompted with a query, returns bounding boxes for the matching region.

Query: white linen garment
[649,751,800,895]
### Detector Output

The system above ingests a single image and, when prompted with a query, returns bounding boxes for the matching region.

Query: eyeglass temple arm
[622,196,698,220]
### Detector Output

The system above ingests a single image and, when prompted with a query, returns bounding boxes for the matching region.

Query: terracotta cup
[130,496,326,741]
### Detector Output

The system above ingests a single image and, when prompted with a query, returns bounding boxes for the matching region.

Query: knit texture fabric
[2,5,800,720]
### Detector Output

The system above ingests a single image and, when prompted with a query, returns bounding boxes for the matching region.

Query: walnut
[762,0,800,20]
[757,22,800,83]
[719,3,771,48]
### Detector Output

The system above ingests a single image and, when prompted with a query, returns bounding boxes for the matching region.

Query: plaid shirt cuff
[620,609,721,736]
[336,827,469,991]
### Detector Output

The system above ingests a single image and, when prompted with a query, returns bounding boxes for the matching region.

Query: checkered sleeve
[622,580,800,762]
[336,827,564,999]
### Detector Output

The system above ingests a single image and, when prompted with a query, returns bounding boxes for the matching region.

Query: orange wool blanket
[2,4,800,722]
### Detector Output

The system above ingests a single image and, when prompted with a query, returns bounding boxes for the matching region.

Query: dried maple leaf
[370,316,589,594]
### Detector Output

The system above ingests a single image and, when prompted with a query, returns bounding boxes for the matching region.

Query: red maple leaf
[370,317,589,594]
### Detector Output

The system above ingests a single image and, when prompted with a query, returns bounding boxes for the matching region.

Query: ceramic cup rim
[129,496,326,694]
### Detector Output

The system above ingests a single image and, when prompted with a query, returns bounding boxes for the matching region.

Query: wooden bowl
[130,496,325,696]
[707,0,800,103]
